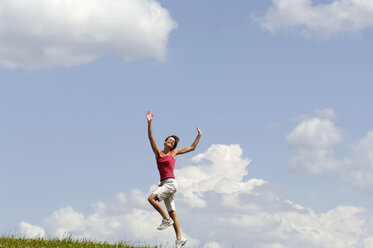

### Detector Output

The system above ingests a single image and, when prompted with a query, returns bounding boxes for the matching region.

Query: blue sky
[1,0,373,247]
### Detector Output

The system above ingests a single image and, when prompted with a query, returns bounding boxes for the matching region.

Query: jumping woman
[146,110,202,248]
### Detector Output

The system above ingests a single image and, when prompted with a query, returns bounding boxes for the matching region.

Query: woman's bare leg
[169,210,181,240]
[148,194,169,220]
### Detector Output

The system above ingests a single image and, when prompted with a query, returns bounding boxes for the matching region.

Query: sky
[1,0,373,247]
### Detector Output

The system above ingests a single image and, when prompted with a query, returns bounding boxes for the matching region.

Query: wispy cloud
[315,107,337,120]
[0,0,177,69]
[345,131,373,189]
[257,0,373,38]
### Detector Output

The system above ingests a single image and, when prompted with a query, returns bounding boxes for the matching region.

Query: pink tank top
[157,154,176,181]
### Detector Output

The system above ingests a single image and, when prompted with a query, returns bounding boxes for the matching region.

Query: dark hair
[165,135,179,150]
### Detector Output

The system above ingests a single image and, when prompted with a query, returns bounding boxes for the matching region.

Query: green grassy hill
[0,237,157,248]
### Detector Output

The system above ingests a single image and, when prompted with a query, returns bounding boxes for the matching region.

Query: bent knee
[148,194,158,202]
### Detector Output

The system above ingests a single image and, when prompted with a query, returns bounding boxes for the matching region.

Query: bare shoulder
[170,150,178,159]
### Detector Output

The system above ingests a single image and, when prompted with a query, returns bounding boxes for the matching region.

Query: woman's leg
[169,210,181,240]
[148,194,170,220]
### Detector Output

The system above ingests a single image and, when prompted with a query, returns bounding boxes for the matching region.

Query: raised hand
[197,126,202,136]
[146,110,154,122]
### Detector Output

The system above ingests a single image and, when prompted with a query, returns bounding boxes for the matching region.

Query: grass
[0,236,158,248]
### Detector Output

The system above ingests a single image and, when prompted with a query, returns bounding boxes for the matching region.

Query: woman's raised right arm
[146,110,159,158]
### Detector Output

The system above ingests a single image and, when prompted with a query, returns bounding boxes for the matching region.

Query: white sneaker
[157,218,174,230]
[175,237,187,248]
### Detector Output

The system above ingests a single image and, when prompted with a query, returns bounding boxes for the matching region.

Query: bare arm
[146,110,160,158]
[174,127,202,155]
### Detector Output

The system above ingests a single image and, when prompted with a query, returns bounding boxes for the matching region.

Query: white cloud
[204,242,221,248]
[175,144,263,208]
[261,244,286,248]
[19,222,45,239]
[115,192,127,205]
[344,131,373,189]
[219,206,368,248]
[286,117,344,174]
[291,114,314,122]
[41,200,179,245]
[0,0,177,69]
[364,237,373,248]
[287,118,343,149]
[286,109,373,191]
[19,144,373,247]
[44,206,85,239]
[315,108,337,120]
[129,188,148,208]
[258,0,373,37]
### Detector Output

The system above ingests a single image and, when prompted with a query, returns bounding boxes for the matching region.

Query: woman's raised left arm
[174,127,202,155]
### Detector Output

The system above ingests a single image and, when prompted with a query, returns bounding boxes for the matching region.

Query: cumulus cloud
[287,109,373,191]
[257,0,373,37]
[0,0,177,69]
[219,205,369,248]
[19,222,45,239]
[287,118,343,149]
[44,206,85,239]
[175,144,265,208]
[41,195,181,245]
[19,144,373,247]
[286,117,344,174]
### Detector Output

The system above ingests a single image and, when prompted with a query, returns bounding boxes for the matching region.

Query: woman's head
[164,135,179,151]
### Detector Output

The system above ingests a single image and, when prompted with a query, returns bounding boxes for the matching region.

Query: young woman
[146,110,202,248]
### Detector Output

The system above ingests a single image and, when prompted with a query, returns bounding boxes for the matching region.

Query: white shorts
[153,178,178,212]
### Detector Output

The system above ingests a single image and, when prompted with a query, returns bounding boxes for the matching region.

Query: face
[165,137,176,149]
